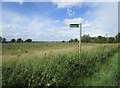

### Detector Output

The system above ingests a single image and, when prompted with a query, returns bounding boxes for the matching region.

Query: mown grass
[2,43,118,87]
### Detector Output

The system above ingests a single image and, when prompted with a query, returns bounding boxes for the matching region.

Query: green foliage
[82,52,118,86]
[24,39,32,42]
[81,34,91,43]
[81,33,120,43]
[2,33,120,43]
[97,36,106,43]
[0,36,2,43]
[11,39,16,43]
[74,38,79,42]
[69,38,78,42]
[115,33,120,42]
[108,37,115,43]
[2,43,118,87]
[69,39,74,42]
[17,38,23,43]
[62,40,65,43]
[2,38,6,43]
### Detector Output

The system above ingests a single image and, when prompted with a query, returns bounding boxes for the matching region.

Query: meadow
[2,42,118,87]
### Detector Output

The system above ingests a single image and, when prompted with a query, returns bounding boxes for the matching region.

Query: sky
[1,0,118,41]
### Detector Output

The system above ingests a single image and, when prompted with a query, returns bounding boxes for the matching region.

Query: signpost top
[69,24,79,28]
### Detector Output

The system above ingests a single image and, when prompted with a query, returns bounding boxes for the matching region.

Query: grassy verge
[81,52,118,86]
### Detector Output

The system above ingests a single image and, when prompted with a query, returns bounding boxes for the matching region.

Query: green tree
[2,38,6,43]
[115,33,120,43]
[25,39,32,42]
[17,38,23,43]
[0,37,2,43]
[108,37,115,43]
[69,39,74,42]
[81,34,91,43]
[11,39,16,43]
[90,37,97,43]
[97,35,102,43]
[74,38,79,42]
[62,40,65,43]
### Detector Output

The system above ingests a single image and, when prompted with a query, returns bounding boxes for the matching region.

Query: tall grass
[2,42,77,55]
[2,43,118,87]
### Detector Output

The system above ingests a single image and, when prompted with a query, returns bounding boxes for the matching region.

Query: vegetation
[2,38,6,43]
[0,37,2,43]
[11,39,16,43]
[82,52,118,86]
[1,33,119,87]
[69,33,120,43]
[1,33,120,43]
[2,42,118,87]
[69,38,79,42]
[81,34,119,43]
[1,38,32,43]
[24,39,32,42]
[16,38,23,43]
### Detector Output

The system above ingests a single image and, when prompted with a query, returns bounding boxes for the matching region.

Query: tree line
[0,37,32,43]
[1,33,120,43]
[67,33,120,43]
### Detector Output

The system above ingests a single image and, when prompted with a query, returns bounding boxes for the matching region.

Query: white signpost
[69,23,82,59]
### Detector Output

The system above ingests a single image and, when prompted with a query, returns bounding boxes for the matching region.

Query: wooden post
[79,23,82,59]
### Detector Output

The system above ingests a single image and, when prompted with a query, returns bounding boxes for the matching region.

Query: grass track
[81,52,118,86]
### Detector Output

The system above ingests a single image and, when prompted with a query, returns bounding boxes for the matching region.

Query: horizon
[1,33,118,42]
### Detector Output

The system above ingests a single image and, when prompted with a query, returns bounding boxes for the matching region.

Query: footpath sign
[69,23,82,59]
[69,24,79,28]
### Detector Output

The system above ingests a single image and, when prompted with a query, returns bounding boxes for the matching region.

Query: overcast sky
[2,1,118,41]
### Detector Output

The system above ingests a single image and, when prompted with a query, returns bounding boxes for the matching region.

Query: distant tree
[69,39,74,42]
[11,39,16,43]
[101,37,107,43]
[62,40,65,43]
[97,35,102,43]
[97,35,102,39]
[108,37,115,43]
[90,37,97,43]
[95,35,107,43]
[115,33,120,43]
[74,38,79,42]
[69,33,119,43]
[81,34,91,43]
[0,37,2,43]
[17,38,23,43]
[25,39,32,42]
[2,38,6,43]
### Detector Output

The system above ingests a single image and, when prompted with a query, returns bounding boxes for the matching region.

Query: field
[2,42,119,87]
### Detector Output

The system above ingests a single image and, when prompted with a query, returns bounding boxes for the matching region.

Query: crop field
[2,42,119,87]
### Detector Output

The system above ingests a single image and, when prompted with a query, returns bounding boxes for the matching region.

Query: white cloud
[51,0,119,9]
[87,3,118,37]
[2,10,69,41]
[67,8,75,17]
[2,2,118,41]
[51,0,84,8]
[63,2,118,37]
[64,17,91,28]
[3,10,85,41]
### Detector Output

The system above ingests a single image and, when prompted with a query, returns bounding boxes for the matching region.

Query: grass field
[2,42,118,87]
